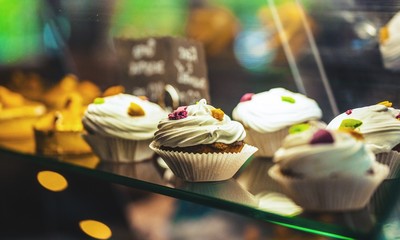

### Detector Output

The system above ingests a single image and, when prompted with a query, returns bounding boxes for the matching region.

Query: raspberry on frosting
[310,129,334,145]
[168,106,188,120]
[240,93,254,102]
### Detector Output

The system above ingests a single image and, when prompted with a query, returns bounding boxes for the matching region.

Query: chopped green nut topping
[93,97,105,104]
[289,123,310,134]
[339,119,363,130]
[281,96,296,104]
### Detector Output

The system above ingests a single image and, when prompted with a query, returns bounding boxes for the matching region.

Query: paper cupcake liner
[268,162,389,211]
[375,151,400,179]
[245,127,289,157]
[83,134,154,163]
[149,142,258,182]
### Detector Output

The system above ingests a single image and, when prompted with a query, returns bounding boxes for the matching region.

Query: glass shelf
[1,140,399,240]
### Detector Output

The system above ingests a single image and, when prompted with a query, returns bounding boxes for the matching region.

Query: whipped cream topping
[153,99,246,148]
[327,104,400,153]
[232,88,322,133]
[82,94,167,140]
[274,129,375,178]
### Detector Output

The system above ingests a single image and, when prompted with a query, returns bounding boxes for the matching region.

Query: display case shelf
[1,141,399,240]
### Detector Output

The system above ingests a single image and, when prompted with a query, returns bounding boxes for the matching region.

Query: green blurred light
[111,0,188,38]
[0,0,41,63]
[269,221,355,240]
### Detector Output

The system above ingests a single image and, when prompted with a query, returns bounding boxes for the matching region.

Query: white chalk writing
[174,60,206,89]
[132,38,156,59]
[178,46,198,62]
[129,60,165,76]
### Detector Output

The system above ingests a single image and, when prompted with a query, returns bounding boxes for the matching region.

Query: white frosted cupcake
[232,88,323,157]
[327,101,400,179]
[268,127,389,211]
[379,12,400,71]
[82,93,167,162]
[150,99,258,182]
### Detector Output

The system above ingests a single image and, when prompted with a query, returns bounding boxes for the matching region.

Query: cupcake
[82,93,167,162]
[326,101,400,179]
[268,127,389,211]
[150,99,258,182]
[34,93,91,155]
[0,86,46,141]
[232,88,323,157]
[379,12,400,71]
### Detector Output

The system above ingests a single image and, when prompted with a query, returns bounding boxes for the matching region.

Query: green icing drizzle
[289,123,310,134]
[339,119,363,130]
[93,97,105,104]
[281,96,296,104]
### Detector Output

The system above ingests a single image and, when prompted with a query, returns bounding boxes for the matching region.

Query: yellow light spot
[79,220,112,240]
[37,171,68,192]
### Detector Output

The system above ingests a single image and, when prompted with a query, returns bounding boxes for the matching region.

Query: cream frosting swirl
[82,94,167,140]
[273,129,375,178]
[327,104,400,153]
[232,88,322,133]
[153,99,246,148]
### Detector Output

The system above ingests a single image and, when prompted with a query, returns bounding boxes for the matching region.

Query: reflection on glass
[176,179,258,207]
[60,154,100,169]
[79,219,112,240]
[36,170,68,192]
[257,192,302,217]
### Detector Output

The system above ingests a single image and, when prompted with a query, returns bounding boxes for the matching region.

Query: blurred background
[2,0,400,239]
[3,0,400,121]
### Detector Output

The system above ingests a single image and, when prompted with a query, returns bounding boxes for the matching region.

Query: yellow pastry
[34,93,91,155]
[0,86,46,140]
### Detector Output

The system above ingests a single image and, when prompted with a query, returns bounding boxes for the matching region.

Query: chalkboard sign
[114,37,210,108]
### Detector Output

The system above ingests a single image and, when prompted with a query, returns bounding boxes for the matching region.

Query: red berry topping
[168,106,188,120]
[310,129,334,145]
[345,109,352,115]
[240,93,254,102]
[396,114,400,120]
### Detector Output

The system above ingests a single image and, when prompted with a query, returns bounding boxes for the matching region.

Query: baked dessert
[43,74,101,109]
[34,93,92,155]
[268,127,389,211]
[82,93,167,162]
[232,88,323,157]
[379,12,400,70]
[0,86,46,141]
[150,99,258,182]
[327,101,400,178]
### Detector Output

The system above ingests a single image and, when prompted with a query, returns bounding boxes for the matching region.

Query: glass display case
[1,0,400,239]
